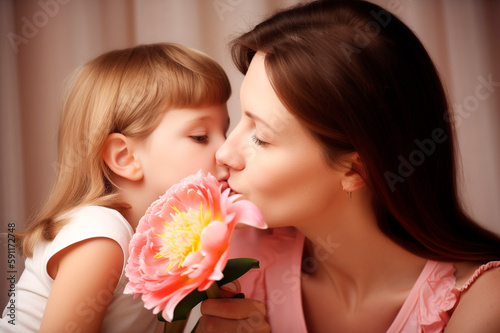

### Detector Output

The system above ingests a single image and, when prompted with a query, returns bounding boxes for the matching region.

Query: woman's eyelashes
[251,134,268,147]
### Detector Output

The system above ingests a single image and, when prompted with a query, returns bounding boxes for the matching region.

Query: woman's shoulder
[446,260,500,331]
[388,260,500,332]
[453,260,500,291]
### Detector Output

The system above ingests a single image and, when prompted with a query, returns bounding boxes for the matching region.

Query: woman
[202,0,500,332]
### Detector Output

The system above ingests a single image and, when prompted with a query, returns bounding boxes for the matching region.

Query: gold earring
[343,187,352,200]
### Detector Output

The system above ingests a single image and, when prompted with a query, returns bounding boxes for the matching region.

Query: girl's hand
[196,282,270,333]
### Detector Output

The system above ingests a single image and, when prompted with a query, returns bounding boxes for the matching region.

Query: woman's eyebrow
[244,111,274,131]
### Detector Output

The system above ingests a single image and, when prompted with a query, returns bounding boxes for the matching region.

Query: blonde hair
[19,43,231,257]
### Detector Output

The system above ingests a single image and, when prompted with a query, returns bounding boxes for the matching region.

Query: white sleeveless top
[0,206,162,333]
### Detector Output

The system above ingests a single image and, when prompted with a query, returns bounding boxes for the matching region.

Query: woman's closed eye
[251,135,268,147]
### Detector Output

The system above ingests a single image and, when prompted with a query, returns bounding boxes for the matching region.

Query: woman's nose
[216,129,245,171]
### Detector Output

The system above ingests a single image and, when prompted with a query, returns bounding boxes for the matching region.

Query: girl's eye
[190,135,208,143]
[251,135,268,147]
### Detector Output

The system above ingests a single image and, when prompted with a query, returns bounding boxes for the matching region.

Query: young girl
[0,43,231,332]
[207,0,500,332]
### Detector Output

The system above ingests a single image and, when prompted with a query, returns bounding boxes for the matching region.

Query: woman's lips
[227,183,240,196]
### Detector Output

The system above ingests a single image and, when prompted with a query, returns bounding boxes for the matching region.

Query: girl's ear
[340,152,367,193]
[102,133,143,181]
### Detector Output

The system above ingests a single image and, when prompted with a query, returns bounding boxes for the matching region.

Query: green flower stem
[205,282,220,299]
[164,319,186,333]
[163,259,259,323]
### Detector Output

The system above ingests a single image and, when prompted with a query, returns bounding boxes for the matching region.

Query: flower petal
[200,221,229,252]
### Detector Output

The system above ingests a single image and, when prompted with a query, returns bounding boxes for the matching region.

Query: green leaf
[173,289,209,321]
[157,288,209,322]
[217,258,260,287]
[157,258,259,323]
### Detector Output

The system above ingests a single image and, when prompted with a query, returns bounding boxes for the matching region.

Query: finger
[197,315,270,333]
[200,298,266,320]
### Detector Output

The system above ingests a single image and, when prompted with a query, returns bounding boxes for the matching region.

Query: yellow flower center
[154,203,212,271]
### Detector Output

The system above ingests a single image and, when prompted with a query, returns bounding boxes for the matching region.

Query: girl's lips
[218,180,229,191]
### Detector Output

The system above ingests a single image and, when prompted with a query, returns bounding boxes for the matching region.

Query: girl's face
[136,104,229,200]
[216,53,344,229]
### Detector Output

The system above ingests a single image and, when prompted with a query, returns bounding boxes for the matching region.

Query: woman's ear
[102,133,143,181]
[340,152,367,193]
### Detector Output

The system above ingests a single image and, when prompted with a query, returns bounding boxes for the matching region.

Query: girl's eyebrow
[185,115,230,134]
[184,115,215,128]
[187,115,210,123]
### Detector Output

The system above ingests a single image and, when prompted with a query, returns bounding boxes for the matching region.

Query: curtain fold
[1,0,26,309]
[441,0,500,233]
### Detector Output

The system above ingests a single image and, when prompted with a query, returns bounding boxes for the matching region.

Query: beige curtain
[1,0,499,309]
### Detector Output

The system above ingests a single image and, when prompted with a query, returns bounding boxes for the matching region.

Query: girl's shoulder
[67,205,129,224]
[44,205,133,268]
[59,205,133,238]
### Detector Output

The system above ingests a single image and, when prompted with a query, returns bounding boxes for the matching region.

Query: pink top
[229,227,500,333]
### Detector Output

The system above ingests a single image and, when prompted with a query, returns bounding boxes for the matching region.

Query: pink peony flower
[124,170,267,322]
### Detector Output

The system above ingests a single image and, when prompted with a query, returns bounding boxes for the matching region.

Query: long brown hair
[231,0,500,261]
[19,43,231,257]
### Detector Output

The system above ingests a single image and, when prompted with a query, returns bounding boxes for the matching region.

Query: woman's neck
[298,188,427,306]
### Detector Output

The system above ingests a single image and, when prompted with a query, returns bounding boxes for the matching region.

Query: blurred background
[1,0,499,309]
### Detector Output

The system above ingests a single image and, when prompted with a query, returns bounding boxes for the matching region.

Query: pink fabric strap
[458,261,500,293]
